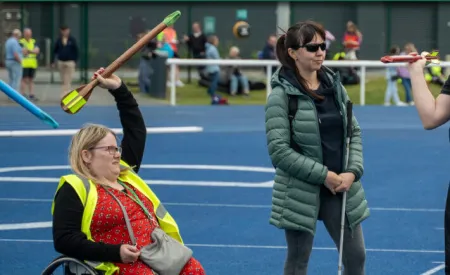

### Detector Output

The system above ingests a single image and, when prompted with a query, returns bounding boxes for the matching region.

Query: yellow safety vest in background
[51,160,183,275]
[333,51,346,60]
[19,38,38,69]
[425,66,443,82]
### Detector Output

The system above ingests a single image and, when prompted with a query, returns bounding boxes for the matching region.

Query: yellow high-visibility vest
[51,160,183,275]
[19,38,38,69]
[425,66,443,82]
[333,51,346,60]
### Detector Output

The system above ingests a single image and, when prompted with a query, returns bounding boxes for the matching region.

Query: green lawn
[126,77,443,105]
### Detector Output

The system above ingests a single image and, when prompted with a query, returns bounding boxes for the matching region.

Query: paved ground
[0,67,386,107]
[0,106,449,275]
[0,68,169,106]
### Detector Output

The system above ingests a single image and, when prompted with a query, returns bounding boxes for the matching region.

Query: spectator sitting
[225,46,249,96]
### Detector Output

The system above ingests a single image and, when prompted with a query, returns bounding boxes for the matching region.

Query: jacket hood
[271,65,340,96]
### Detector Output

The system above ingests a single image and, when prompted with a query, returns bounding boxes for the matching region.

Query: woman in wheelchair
[50,68,205,275]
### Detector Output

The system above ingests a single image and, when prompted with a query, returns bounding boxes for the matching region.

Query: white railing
[166,59,450,106]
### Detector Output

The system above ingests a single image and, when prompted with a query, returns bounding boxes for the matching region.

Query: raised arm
[265,87,328,185]
[408,52,450,130]
[108,82,146,173]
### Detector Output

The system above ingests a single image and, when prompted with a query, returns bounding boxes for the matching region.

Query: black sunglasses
[300,42,327,52]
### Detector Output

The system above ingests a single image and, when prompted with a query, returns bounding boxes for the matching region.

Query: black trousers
[446,183,450,274]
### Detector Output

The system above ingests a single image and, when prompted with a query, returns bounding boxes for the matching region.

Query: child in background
[384,45,407,106]
[396,43,416,105]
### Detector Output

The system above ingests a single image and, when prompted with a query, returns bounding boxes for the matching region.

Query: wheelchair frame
[41,255,101,275]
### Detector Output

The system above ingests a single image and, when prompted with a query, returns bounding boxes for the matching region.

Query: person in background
[225,46,249,96]
[205,35,227,105]
[4,29,23,92]
[159,37,175,59]
[384,45,407,106]
[261,34,278,74]
[157,24,184,87]
[137,33,157,95]
[52,25,78,98]
[184,22,207,59]
[184,22,207,74]
[325,29,335,60]
[396,42,416,105]
[261,34,277,60]
[19,27,39,101]
[342,21,362,60]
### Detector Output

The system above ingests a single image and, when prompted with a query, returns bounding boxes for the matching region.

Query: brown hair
[276,21,326,100]
[389,45,400,55]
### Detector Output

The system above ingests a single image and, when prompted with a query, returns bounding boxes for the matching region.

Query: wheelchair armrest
[41,255,100,275]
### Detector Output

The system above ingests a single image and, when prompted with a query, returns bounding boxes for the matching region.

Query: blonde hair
[229,46,240,56]
[404,42,416,53]
[68,123,129,183]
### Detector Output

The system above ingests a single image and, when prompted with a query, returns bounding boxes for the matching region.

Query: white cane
[338,100,353,275]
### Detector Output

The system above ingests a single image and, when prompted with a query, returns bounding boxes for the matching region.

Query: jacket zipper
[335,86,352,229]
[305,97,323,163]
[332,83,348,173]
[340,102,348,172]
[298,96,323,223]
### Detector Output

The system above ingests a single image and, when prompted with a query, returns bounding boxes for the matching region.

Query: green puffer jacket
[265,66,370,235]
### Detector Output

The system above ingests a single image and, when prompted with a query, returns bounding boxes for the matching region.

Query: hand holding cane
[60,10,181,114]
[338,100,353,275]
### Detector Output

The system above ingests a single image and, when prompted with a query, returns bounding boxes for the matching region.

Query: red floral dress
[90,182,205,275]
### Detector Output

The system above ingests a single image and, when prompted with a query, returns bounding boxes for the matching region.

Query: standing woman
[51,68,205,275]
[265,21,370,275]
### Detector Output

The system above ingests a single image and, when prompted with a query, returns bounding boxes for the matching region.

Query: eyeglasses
[301,42,326,53]
[90,146,122,155]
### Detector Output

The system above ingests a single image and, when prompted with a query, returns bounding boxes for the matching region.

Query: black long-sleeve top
[186,33,207,58]
[53,35,79,62]
[279,67,344,196]
[52,81,147,263]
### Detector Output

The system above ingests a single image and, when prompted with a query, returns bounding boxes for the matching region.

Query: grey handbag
[103,186,193,275]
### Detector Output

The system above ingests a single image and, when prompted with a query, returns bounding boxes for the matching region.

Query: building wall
[2,2,449,69]
[389,3,437,55]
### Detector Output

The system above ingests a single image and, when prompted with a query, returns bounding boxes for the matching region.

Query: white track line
[0,126,204,137]
[0,199,444,212]
[0,164,275,173]
[420,263,446,275]
[0,221,51,230]
[0,239,443,254]
[0,177,273,188]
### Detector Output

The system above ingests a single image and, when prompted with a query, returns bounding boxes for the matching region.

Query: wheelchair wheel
[41,256,100,275]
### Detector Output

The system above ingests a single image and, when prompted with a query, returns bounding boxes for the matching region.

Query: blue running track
[0,105,449,274]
